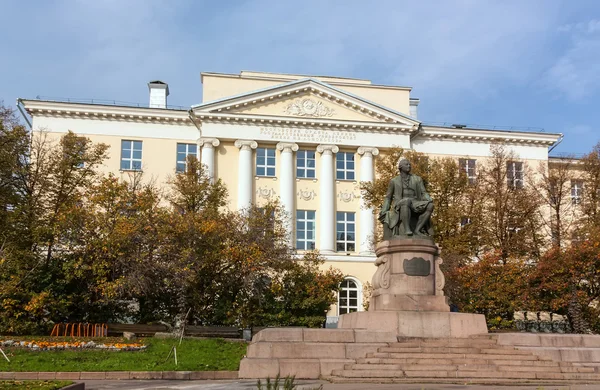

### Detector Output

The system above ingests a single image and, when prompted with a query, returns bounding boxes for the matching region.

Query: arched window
[338,278,361,315]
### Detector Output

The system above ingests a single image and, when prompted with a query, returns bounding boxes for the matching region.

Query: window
[176,143,197,173]
[459,158,477,184]
[338,278,360,315]
[296,150,316,179]
[256,148,276,177]
[336,212,355,252]
[548,178,559,206]
[120,140,142,171]
[336,152,355,181]
[256,207,276,235]
[571,180,583,205]
[506,161,523,189]
[296,210,316,250]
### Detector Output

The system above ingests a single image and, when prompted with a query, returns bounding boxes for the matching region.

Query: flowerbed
[0,339,145,351]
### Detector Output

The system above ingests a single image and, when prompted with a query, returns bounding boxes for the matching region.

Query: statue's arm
[380,180,395,216]
[418,177,432,201]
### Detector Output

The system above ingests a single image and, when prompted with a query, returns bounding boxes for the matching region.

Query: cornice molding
[417,126,561,146]
[21,100,193,125]
[197,112,415,133]
[548,156,584,165]
[201,71,412,91]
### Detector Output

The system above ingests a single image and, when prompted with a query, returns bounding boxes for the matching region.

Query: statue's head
[398,157,411,174]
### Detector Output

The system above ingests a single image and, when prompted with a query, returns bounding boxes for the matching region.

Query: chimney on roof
[409,98,419,119]
[148,80,169,109]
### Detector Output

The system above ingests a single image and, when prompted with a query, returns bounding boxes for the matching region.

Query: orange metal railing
[50,323,107,337]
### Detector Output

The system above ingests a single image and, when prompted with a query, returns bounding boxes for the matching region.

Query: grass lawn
[0,337,246,372]
[0,381,72,389]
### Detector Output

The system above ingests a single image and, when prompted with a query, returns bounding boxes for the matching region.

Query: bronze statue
[378,157,434,240]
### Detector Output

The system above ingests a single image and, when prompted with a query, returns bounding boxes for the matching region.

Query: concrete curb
[0,371,238,380]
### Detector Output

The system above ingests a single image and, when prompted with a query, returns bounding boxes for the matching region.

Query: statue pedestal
[369,238,449,311]
[338,238,488,338]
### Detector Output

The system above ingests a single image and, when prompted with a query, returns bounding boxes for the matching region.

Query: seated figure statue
[378,157,434,240]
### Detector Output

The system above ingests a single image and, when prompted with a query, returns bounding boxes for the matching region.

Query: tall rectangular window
[459,158,477,184]
[296,150,316,179]
[120,140,143,171]
[507,161,523,189]
[256,147,276,177]
[176,143,197,173]
[336,212,355,252]
[336,152,355,180]
[571,180,583,205]
[296,210,316,250]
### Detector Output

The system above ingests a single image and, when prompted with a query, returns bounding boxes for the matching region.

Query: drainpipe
[410,123,423,141]
[548,133,564,154]
[187,108,202,138]
[16,98,32,129]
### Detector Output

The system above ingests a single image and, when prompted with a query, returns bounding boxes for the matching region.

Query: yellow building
[20,71,563,326]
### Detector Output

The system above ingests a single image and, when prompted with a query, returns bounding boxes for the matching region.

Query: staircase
[328,335,600,384]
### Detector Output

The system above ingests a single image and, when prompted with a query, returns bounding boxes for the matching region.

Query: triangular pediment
[192,78,420,127]
[226,92,386,122]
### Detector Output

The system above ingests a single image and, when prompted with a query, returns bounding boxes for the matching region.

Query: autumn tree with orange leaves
[0,105,342,334]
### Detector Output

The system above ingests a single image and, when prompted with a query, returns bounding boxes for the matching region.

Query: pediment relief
[224,93,385,123]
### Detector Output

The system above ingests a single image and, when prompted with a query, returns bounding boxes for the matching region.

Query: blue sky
[1,0,599,155]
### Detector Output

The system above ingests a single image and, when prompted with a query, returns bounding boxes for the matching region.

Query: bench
[106,323,168,337]
[184,325,241,338]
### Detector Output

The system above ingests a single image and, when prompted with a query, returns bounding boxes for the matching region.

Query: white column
[317,144,339,254]
[276,142,299,246]
[234,139,258,210]
[198,138,220,183]
[357,147,379,255]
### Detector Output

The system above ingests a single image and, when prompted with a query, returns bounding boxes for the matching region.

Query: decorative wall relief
[372,255,390,290]
[256,186,276,200]
[297,188,317,201]
[338,191,359,203]
[284,98,335,117]
[435,256,446,296]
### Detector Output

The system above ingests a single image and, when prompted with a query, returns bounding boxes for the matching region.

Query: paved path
[83,379,597,390]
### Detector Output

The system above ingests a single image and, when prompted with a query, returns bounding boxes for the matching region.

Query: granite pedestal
[337,238,488,338]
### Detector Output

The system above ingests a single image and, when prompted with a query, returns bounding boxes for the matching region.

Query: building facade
[20,71,563,324]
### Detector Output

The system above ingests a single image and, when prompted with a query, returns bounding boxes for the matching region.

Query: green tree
[0,128,109,334]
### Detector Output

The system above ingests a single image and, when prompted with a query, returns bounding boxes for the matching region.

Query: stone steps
[357,357,563,366]
[397,339,498,347]
[329,336,600,384]
[330,368,600,380]
[378,346,533,354]
[325,376,597,385]
[367,352,551,360]
[346,363,595,373]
